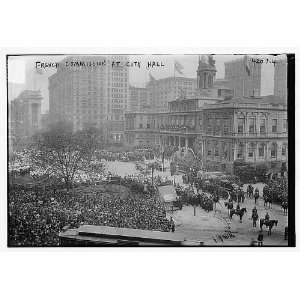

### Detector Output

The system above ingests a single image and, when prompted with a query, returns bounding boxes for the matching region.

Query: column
[233,113,237,135]
[244,113,248,136]
[256,113,260,136]
[265,142,269,160]
[185,137,188,149]
[244,141,247,161]
[233,141,237,160]
[255,142,259,162]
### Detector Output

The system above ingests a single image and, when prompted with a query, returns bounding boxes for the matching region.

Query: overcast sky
[8,54,284,112]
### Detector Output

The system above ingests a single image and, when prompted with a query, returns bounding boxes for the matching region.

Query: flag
[174,60,184,75]
[149,73,156,81]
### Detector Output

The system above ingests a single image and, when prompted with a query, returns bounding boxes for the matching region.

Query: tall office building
[106,55,129,142]
[274,57,287,101]
[146,77,197,112]
[9,90,42,150]
[224,55,262,97]
[48,55,129,143]
[128,86,149,112]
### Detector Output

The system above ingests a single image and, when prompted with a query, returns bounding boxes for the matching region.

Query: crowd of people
[263,178,288,205]
[8,182,171,246]
[96,149,156,162]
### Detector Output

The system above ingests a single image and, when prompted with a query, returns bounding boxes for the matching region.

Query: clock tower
[197,55,217,89]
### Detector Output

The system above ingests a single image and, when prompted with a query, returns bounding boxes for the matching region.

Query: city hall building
[125,57,288,174]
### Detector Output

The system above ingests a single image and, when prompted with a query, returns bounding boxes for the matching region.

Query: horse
[229,207,247,223]
[281,201,288,215]
[263,196,273,209]
[259,219,278,235]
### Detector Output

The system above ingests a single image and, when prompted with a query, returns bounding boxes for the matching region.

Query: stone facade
[9,90,42,150]
[125,95,288,174]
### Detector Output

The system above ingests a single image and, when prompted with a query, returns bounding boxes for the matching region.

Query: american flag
[174,60,184,75]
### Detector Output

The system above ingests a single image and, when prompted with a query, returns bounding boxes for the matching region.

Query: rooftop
[219,95,286,105]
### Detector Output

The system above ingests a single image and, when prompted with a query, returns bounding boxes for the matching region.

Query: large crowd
[8,183,171,247]
[8,144,288,246]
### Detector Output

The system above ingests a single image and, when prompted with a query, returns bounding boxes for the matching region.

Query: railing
[125,127,288,138]
[205,131,287,138]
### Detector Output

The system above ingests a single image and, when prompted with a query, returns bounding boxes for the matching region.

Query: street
[106,160,288,246]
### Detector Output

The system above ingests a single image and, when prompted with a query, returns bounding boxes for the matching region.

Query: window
[270,143,277,158]
[223,144,228,159]
[237,118,244,134]
[223,119,230,135]
[207,143,211,156]
[272,119,277,133]
[282,145,287,156]
[260,119,266,134]
[215,147,219,157]
[139,123,143,129]
[248,143,255,158]
[198,116,203,130]
[258,144,265,157]
[237,143,244,159]
[147,123,150,129]
[248,118,255,134]
[215,119,221,134]
[207,118,213,134]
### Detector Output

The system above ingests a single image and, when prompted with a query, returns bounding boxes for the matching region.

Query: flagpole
[252,59,255,97]
[174,62,176,100]
[174,62,175,78]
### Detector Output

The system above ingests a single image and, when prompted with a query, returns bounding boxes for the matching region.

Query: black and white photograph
[7,53,294,247]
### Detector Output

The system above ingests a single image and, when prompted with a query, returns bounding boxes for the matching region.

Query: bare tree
[31,122,104,190]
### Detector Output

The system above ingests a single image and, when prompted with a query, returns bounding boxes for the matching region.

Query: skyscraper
[274,57,287,101]
[146,76,197,112]
[128,86,149,112]
[224,55,262,97]
[48,55,129,143]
